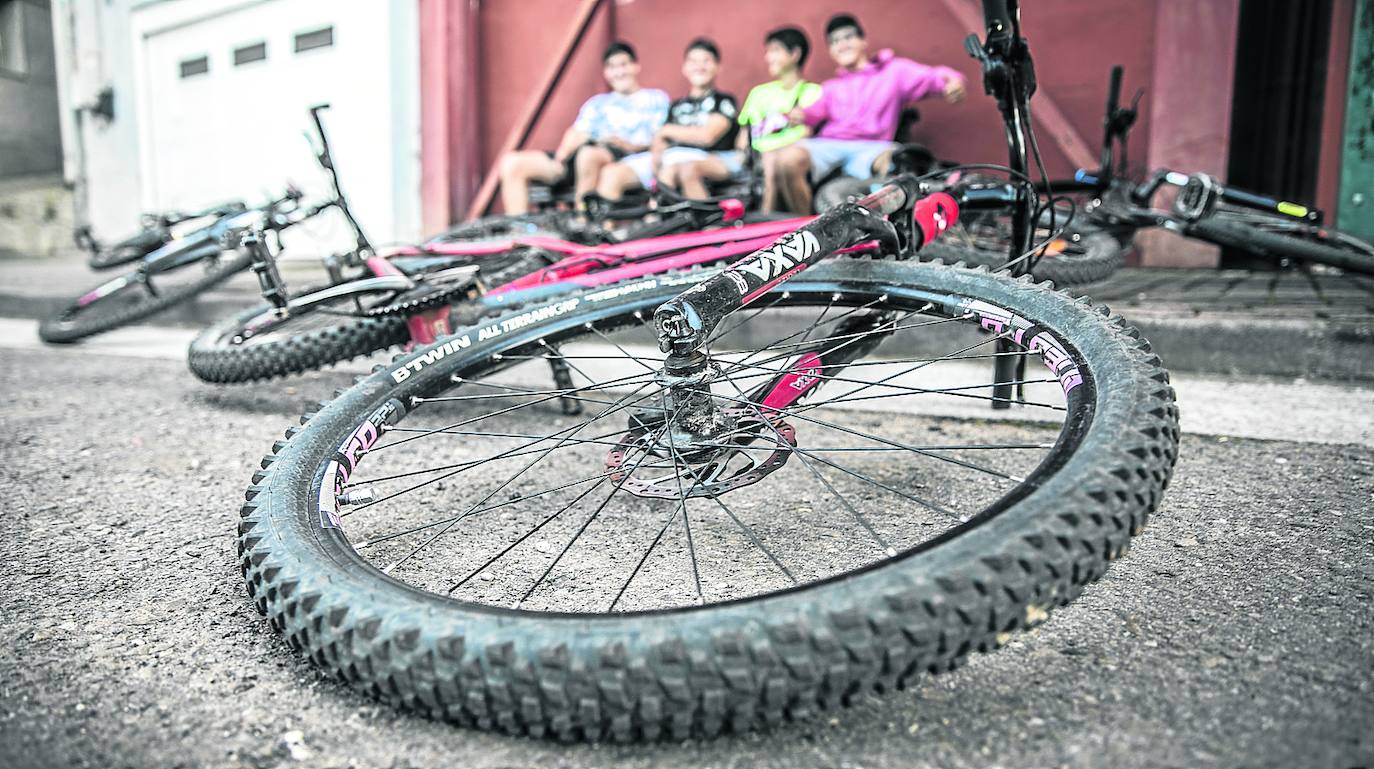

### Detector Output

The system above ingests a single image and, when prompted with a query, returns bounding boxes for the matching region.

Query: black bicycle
[1067,66,1374,275]
[75,200,248,271]
[39,105,374,344]
[40,190,307,343]
[234,0,1178,740]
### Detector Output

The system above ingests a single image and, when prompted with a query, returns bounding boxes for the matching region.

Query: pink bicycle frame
[372,218,879,346]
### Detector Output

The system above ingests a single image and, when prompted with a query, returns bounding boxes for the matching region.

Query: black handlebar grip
[1106,66,1123,115]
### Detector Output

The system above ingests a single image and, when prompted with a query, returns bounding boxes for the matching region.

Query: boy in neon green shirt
[738,28,821,152]
[742,27,820,211]
[740,78,822,154]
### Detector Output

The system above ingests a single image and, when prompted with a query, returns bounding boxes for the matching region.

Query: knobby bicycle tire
[188,304,409,383]
[238,260,1178,741]
[189,250,551,383]
[1187,216,1374,275]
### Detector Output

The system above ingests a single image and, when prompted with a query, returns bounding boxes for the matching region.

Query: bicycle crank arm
[285,276,417,313]
[243,231,289,312]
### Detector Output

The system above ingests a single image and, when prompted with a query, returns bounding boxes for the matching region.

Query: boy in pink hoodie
[776,13,966,213]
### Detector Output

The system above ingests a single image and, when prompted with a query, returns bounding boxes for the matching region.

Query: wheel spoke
[654,433,703,606]
[789,376,1065,412]
[586,325,662,375]
[367,381,659,565]
[716,305,944,377]
[516,414,677,607]
[420,378,670,412]
[708,387,1026,483]
[358,467,622,549]
[778,441,961,521]
[376,368,659,453]
[607,468,701,612]
[343,422,671,489]
[706,296,907,376]
[720,373,894,555]
[697,489,798,586]
[447,473,614,594]
[712,354,1067,412]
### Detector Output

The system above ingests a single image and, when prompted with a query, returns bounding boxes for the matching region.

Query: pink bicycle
[188,196,830,383]
[231,0,1179,740]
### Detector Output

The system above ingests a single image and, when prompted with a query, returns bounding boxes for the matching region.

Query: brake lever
[964,33,989,63]
[838,203,901,256]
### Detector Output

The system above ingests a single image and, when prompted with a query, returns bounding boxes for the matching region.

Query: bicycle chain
[362,279,478,317]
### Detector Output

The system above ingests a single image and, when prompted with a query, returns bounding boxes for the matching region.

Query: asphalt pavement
[1,330,1371,769]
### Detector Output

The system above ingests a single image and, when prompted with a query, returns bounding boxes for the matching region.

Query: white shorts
[619,147,744,190]
[801,138,899,182]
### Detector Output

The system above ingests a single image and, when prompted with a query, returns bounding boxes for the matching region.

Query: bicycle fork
[650,185,952,445]
[743,312,895,413]
[546,346,584,416]
[243,230,289,316]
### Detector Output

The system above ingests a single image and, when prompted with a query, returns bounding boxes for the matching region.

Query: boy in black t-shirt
[596,38,741,201]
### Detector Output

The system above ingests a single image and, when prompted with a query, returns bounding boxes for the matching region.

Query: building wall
[0,0,63,179]
[51,0,145,238]
[443,0,1366,268]
[37,1,1351,266]
[50,0,422,250]
[465,0,1164,211]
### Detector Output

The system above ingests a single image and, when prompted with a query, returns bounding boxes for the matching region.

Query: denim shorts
[801,138,898,181]
[620,147,744,189]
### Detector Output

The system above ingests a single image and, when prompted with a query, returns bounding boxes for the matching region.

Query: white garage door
[134,0,418,253]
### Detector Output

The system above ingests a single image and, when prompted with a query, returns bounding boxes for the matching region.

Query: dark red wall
[473,0,1159,183]
[432,0,1348,267]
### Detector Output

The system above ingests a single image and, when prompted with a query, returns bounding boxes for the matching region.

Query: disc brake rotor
[605,407,797,499]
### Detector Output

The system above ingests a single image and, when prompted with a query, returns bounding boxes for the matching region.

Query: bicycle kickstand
[544,344,584,416]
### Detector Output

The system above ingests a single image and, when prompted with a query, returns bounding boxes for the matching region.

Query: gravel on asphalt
[1,348,1371,769]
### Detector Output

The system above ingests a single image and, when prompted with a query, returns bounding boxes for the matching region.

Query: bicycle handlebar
[652,176,956,357]
[1106,66,1122,119]
[982,0,1016,47]
[303,104,372,254]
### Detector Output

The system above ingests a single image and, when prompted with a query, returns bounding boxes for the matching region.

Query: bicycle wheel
[39,250,253,343]
[188,297,410,384]
[239,259,1178,740]
[923,212,1129,286]
[1188,212,1374,275]
[189,250,552,383]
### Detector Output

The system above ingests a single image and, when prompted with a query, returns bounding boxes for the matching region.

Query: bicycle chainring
[363,265,482,317]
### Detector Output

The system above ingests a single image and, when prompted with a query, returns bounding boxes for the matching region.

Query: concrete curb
[2,260,1371,382]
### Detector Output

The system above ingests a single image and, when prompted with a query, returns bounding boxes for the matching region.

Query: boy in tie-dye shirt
[497,42,668,214]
